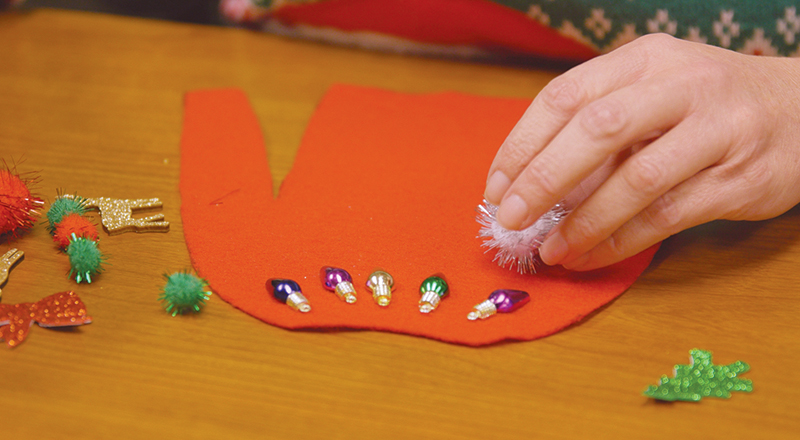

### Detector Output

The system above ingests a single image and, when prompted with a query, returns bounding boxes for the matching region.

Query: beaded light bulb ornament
[418,274,449,313]
[366,270,394,307]
[467,289,530,321]
[267,278,311,312]
[477,199,568,274]
[320,266,357,303]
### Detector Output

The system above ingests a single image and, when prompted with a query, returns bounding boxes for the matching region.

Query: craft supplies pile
[1,168,172,347]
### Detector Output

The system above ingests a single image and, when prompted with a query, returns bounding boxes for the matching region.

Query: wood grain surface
[1,9,798,440]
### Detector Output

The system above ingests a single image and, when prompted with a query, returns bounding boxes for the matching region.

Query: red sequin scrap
[0,291,92,348]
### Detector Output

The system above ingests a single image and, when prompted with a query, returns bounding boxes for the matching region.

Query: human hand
[484,34,800,271]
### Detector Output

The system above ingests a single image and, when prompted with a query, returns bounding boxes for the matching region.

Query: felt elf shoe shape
[180,87,659,346]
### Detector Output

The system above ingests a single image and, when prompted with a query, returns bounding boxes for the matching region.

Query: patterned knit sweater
[219,0,800,60]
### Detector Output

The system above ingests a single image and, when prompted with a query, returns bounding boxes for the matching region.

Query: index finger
[484,34,673,206]
[496,71,692,230]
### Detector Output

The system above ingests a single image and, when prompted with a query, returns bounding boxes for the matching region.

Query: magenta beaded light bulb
[366,269,394,307]
[266,278,311,312]
[467,289,529,320]
[320,266,357,303]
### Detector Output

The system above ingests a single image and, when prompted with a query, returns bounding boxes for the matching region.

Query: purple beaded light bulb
[320,266,357,303]
[467,289,530,320]
[266,278,311,313]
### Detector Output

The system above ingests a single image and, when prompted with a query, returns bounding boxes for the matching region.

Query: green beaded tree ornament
[644,349,753,402]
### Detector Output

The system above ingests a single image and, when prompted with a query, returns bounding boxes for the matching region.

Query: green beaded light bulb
[418,274,449,313]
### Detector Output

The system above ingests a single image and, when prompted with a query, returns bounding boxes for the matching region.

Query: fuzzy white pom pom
[477,199,569,274]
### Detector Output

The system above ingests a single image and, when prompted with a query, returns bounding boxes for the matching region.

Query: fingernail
[496,194,529,230]
[539,231,569,265]
[562,253,590,270]
[484,171,511,205]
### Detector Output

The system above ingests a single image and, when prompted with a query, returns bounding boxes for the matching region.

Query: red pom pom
[0,168,43,239]
[53,213,99,249]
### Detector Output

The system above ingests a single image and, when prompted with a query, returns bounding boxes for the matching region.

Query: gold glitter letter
[0,248,23,301]
[82,197,170,235]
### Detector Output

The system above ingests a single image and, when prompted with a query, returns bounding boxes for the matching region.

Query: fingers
[495,72,693,231]
[561,155,621,210]
[555,169,729,271]
[484,37,659,205]
[539,116,727,267]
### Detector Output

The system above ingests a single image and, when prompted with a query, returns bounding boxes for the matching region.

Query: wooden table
[2,9,798,439]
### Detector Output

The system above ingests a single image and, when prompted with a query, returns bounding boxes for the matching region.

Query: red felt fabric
[179,85,658,346]
[271,0,599,61]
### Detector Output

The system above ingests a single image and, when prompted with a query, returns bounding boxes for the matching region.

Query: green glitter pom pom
[643,349,753,402]
[47,195,87,234]
[159,271,211,316]
[66,233,105,283]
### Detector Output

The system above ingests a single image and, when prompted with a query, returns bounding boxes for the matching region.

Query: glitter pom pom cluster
[47,195,106,283]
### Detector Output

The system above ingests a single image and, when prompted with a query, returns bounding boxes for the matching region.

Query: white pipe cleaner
[477,199,569,274]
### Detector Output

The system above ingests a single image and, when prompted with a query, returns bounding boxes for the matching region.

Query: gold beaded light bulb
[366,269,394,307]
